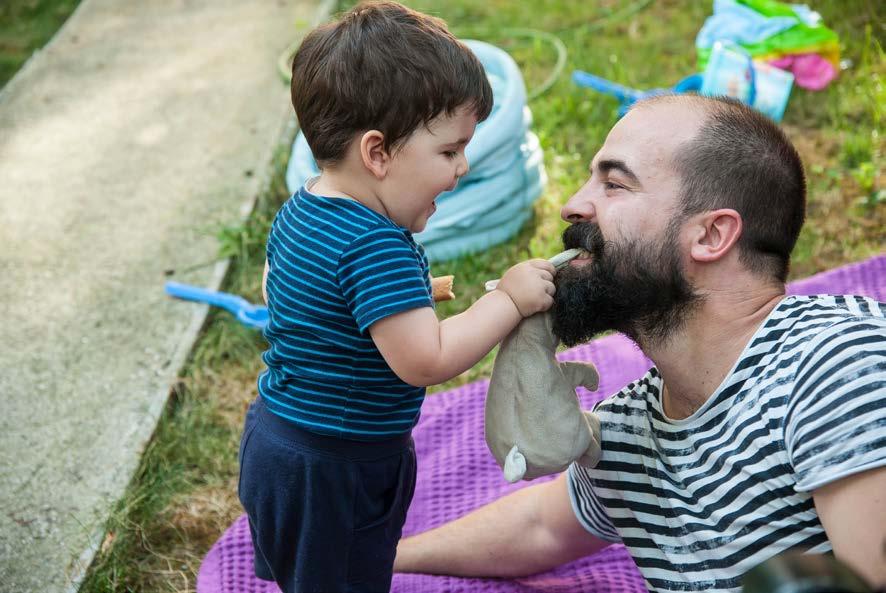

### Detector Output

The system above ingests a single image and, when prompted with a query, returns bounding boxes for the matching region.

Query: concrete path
[0,0,331,590]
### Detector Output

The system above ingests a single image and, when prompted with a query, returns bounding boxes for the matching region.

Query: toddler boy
[238,2,556,591]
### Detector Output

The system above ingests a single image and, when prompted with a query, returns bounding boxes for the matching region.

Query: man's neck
[647,284,785,420]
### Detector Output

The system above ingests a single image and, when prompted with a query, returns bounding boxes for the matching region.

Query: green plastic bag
[698,0,839,69]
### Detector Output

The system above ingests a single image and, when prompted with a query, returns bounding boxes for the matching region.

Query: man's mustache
[562,222,605,257]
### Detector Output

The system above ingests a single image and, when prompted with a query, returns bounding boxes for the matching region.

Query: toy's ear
[689,208,742,263]
[561,361,600,391]
[359,130,390,180]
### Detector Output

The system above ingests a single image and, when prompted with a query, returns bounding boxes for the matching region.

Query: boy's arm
[370,259,554,387]
[370,290,520,387]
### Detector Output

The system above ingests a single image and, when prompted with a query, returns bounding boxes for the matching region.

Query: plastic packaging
[700,41,794,122]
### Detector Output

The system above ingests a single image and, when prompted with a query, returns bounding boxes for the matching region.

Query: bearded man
[394,95,886,591]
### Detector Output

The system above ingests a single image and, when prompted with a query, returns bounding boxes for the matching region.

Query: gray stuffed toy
[484,253,603,483]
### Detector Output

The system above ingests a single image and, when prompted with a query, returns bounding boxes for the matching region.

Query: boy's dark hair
[291,1,493,167]
[645,95,806,283]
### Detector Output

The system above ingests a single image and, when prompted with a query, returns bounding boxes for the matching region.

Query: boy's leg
[238,397,417,592]
[246,517,274,581]
[347,441,417,592]
[237,399,273,580]
[238,411,355,592]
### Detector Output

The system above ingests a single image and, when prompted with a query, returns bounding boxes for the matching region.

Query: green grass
[0,0,81,88]
[66,0,883,590]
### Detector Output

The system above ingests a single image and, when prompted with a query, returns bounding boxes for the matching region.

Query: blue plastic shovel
[164,281,269,330]
[572,70,703,117]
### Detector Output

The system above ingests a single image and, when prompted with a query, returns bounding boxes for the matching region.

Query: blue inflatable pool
[285,40,546,262]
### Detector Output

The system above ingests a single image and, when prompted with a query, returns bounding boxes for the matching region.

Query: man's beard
[552,222,702,350]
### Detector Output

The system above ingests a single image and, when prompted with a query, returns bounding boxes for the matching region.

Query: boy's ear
[689,208,742,263]
[359,130,390,180]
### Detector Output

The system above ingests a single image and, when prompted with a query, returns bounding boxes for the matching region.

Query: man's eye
[603,181,622,191]
[443,151,457,158]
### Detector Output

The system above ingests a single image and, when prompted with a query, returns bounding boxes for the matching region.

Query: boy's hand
[496,259,556,317]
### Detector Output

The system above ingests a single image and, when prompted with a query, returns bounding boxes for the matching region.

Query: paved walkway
[0,0,330,590]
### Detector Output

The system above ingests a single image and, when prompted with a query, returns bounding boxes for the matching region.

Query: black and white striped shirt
[568,295,886,593]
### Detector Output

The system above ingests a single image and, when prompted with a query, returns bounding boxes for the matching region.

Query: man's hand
[813,466,886,588]
[496,259,556,318]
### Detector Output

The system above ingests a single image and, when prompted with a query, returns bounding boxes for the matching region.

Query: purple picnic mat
[197,255,885,593]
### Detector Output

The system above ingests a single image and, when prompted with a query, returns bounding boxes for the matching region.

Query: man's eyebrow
[594,159,641,185]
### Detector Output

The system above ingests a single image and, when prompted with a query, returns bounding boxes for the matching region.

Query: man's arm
[813,466,886,588]
[394,472,608,577]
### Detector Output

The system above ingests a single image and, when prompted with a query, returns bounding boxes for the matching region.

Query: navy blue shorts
[237,397,416,593]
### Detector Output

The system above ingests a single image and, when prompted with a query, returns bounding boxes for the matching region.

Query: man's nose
[560,183,596,223]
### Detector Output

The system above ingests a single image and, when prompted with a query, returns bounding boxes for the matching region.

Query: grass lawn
[12,0,876,590]
[0,0,80,88]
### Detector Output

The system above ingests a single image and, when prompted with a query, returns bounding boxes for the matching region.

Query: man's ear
[689,209,742,263]
[359,130,390,180]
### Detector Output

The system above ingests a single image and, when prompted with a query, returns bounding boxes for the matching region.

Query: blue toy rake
[165,281,268,330]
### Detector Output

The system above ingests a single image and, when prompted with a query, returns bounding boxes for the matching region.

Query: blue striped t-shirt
[258,185,434,441]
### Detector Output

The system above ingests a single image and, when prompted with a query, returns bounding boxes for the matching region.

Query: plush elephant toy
[485,309,603,482]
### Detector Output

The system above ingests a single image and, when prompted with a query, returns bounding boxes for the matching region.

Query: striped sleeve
[338,225,433,333]
[567,463,622,543]
[785,316,886,492]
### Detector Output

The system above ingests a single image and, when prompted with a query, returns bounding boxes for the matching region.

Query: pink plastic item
[768,53,838,90]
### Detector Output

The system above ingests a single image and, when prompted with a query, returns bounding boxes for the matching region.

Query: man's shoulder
[777,296,886,491]
[773,294,885,350]
[780,295,886,424]
[753,295,885,353]
[772,294,885,325]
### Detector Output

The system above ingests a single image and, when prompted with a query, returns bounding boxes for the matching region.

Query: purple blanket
[197,255,885,593]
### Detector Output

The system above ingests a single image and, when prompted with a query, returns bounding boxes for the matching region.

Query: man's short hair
[644,95,807,282]
[290,1,493,167]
